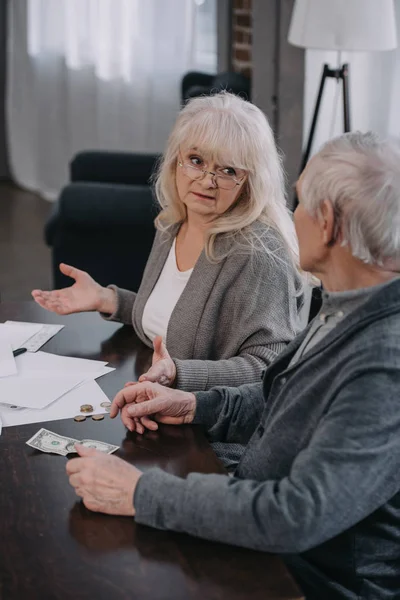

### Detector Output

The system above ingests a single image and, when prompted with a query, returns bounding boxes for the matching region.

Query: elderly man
[67,132,400,600]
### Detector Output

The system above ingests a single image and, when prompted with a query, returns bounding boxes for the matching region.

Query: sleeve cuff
[99,285,134,324]
[174,358,209,391]
[192,389,224,429]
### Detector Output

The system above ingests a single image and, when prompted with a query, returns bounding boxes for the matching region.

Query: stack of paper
[0,379,112,427]
[0,322,46,379]
[0,351,113,408]
[3,321,64,352]
[0,322,44,351]
[0,337,17,378]
[0,321,116,431]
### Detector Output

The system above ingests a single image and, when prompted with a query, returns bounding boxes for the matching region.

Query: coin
[92,414,104,421]
[100,401,111,408]
[80,404,94,414]
[74,415,86,422]
[104,406,111,413]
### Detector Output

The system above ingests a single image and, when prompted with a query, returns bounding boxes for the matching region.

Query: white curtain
[7,0,196,199]
[303,0,400,154]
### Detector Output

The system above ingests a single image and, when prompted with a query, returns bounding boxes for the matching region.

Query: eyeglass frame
[177,155,247,190]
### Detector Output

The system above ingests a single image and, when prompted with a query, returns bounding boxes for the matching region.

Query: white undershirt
[142,238,193,342]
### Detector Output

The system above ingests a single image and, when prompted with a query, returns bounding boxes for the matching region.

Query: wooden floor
[0,182,53,301]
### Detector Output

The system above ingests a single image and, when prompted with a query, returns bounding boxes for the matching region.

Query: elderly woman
[67,132,400,600]
[32,92,304,392]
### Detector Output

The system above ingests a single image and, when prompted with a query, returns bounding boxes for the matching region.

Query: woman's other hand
[138,336,176,386]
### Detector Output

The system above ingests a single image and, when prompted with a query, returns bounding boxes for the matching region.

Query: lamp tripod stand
[294,62,351,208]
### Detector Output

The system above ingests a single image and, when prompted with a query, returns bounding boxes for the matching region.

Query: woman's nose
[202,170,217,188]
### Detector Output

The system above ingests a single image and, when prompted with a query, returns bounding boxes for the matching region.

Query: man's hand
[66,445,141,516]
[138,336,176,386]
[110,381,196,433]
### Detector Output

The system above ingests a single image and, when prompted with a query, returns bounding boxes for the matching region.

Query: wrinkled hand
[139,336,176,386]
[32,263,116,315]
[66,444,141,516]
[110,381,196,433]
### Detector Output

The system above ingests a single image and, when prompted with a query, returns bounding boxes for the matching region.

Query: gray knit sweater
[103,223,304,391]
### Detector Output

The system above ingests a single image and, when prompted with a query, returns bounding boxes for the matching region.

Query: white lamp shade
[288,0,397,51]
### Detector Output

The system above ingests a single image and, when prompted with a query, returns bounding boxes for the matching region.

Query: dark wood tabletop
[0,302,303,600]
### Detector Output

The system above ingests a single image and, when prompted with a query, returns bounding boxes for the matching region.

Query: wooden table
[0,302,303,600]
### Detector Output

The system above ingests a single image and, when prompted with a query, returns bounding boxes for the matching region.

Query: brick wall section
[232,0,252,78]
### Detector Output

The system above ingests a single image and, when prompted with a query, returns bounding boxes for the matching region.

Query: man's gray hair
[301,131,400,267]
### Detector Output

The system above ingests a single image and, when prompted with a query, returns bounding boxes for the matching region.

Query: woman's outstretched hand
[31,263,116,315]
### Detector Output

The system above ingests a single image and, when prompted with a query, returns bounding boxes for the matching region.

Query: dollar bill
[26,428,79,456]
[64,438,119,455]
[26,428,119,456]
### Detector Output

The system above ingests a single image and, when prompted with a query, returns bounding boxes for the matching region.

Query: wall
[252,0,304,204]
[0,0,9,179]
[304,0,400,154]
[231,0,252,78]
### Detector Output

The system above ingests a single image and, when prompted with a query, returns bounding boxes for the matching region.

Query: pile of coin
[73,401,112,422]
[74,415,86,422]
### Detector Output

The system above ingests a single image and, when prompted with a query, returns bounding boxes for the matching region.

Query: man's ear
[318,199,336,246]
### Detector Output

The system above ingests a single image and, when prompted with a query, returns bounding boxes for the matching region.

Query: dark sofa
[45,151,160,292]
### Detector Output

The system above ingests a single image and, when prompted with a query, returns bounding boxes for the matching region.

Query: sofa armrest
[44,201,62,246]
[181,71,214,103]
[45,182,158,245]
[70,151,161,185]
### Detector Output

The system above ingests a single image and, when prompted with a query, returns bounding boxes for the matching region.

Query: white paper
[0,346,114,411]
[15,351,109,375]
[15,352,114,390]
[0,323,43,351]
[4,321,64,352]
[0,371,87,409]
[0,351,114,409]
[0,380,110,427]
[0,337,17,377]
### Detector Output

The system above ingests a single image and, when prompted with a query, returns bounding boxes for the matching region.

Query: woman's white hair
[153,91,299,268]
[301,131,400,267]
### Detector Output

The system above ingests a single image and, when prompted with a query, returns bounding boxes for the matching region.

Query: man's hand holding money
[66,445,142,516]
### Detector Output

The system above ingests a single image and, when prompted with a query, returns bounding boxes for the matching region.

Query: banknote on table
[26,428,119,456]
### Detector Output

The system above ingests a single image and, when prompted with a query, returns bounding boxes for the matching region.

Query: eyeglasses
[178,159,246,191]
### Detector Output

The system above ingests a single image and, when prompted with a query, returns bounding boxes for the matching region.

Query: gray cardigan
[104,223,304,391]
[134,278,400,600]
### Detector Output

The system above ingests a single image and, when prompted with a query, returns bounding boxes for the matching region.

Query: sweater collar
[272,277,400,373]
[320,277,400,320]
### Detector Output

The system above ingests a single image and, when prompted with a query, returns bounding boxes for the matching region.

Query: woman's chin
[186,202,216,218]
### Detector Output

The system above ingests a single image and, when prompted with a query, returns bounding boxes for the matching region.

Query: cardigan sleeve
[174,353,276,391]
[173,248,304,391]
[100,286,137,325]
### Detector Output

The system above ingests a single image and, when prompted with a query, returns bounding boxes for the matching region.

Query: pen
[13,348,27,358]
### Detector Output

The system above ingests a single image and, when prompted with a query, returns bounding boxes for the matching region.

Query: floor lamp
[288,0,397,207]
